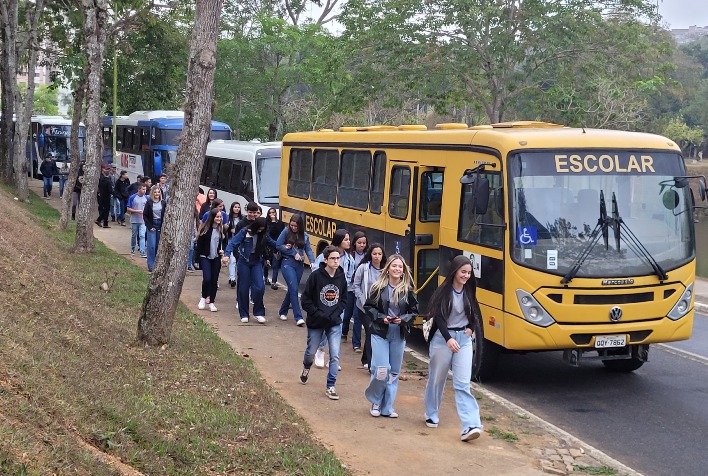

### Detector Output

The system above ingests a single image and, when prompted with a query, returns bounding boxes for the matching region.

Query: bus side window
[339,150,371,211]
[229,163,243,195]
[420,171,443,222]
[204,156,220,187]
[287,148,313,199]
[458,172,504,248]
[242,163,253,196]
[311,149,338,204]
[389,166,411,219]
[217,161,232,190]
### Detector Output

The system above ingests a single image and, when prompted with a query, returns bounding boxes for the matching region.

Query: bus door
[143,150,156,181]
[414,166,444,316]
[386,162,414,260]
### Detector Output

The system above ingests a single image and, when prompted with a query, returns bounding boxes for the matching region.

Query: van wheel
[472,318,500,382]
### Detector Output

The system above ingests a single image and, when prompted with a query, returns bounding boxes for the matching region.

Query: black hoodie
[301,262,347,329]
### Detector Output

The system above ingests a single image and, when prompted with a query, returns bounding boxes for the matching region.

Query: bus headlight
[668,284,693,320]
[515,289,555,327]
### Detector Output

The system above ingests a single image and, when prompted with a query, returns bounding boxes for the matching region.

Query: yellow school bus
[279,122,707,379]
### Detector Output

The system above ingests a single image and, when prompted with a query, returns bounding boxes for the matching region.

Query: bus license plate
[594,335,626,348]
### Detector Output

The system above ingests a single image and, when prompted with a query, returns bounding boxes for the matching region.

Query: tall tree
[138,0,224,346]
[73,0,109,252]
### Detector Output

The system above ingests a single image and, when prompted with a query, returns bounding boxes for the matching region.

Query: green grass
[0,185,347,475]
[487,427,519,442]
[573,465,620,475]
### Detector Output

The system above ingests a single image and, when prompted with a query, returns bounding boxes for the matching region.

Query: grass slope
[0,184,345,475]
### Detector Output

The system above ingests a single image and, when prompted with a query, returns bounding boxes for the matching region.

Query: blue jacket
[275,228,315,264]
[225,228,276,264]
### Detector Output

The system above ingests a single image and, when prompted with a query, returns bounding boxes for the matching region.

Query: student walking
[70,162,85,220]
[109,165,119,222]
[423,255,483,442]
[95,165,113,228]
[226,201,244,288]
[345,231,368,349]
[143,186,166,272]
[40,154,60,198]
[353,243,386,370]
[223,217,275,323]
[197,209,226,312]
[126,184,148,256]
[276,214,315,326]
[298,245,348,400]
[363,254,418,418]
[114,170,131,226]
[265,208,285,288]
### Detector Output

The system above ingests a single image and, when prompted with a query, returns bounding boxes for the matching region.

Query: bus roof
[206,140,281,158]
[282,122,680,153]
[31,115,82,126]
[102,111,231,131]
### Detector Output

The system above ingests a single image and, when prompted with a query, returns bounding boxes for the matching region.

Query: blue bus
[102,110,232,182]
[27,115,85,178]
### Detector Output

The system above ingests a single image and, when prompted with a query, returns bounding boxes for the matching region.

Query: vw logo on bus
[609,306,623,322]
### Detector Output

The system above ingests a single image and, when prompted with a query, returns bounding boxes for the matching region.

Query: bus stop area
[35,180,708,476]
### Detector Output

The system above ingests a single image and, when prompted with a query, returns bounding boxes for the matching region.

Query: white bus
[201,140,282,215]
[28,115,85,178]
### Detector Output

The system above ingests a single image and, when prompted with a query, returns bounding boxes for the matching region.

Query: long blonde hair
[368,254,413,306]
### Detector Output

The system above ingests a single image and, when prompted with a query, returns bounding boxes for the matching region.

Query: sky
[657,0,708,29]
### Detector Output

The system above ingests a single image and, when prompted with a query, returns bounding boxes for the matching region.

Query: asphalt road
[406,311,708,476]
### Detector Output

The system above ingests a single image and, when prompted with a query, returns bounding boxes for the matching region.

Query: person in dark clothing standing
[114,170,131,226]
[71,162,85,220]
[40,154,60,198]
[265,207,285,288]
[143,186,167,273]
[95,165,113,228]
[298,245,348,401]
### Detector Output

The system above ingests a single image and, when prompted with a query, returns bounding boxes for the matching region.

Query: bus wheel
[602,345,648,372]
[472,318,500,382]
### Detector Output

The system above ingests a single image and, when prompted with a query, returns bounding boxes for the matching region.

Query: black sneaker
[299,367,310,385]
[326,386,339,400]
[229,279,236,288]
[460,427,482,441]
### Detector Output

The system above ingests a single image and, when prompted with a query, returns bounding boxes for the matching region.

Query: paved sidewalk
[37,181,708,475]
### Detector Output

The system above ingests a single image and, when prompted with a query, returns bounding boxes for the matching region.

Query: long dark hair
[286,214,305,249]
[427,255,478,325]
[247,217,267,234]
[351,230,367,256]
[331,228,349,248]
[198,208,224,237]
[358,242,386,269]
[228,201,243,224]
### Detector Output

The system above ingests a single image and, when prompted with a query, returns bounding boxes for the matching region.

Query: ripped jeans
[364,324,405,416]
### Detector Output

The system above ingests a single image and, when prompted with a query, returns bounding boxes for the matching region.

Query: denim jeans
[270,255,282,283]
[130,223,146,254]
[365,324,405,416]
[341,291,360,343]
[237,259,265,318]
[304,324,342,388]
[146,220,161,271]
[279,258,305,322]
[228,253,237,281]
[424,330,482,431]
[110,196,121,219]
[117,198,127,223]
[200,256,222,302]
[43,175,53,196]
[59,175,68,197]
[188,229,195,268]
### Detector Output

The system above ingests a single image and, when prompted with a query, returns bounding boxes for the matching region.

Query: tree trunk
[74,0,108,253]
[60,77,86,230]
[0,0,19,183]
[10,0,45,202]
[137,0,224,346]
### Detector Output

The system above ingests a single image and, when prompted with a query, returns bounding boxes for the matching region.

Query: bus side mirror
[461,176,490,215]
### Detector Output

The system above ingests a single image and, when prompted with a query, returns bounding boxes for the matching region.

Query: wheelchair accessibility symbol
[517,226,537,246]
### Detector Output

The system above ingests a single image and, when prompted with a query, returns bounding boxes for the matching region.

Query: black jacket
[97,173,113,202]
[195,226,225,258]
[301,262,348,329]
[143,199,167,231]
[364,287,418,340]
[40,159,60,177]
[114,177,131,199]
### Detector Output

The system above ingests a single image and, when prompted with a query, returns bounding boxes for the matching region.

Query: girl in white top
[424,255,483,442]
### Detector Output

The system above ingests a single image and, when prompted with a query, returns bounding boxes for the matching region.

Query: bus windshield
[508,151,693,278]
[256,152,281,205]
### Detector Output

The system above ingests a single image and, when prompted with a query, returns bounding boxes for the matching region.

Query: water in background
[696,218,707,278]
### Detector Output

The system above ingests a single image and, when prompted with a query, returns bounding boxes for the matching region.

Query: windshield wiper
[561,191,609,284]
[610,192,668,281]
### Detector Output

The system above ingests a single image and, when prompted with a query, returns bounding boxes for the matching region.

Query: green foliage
[487,427,519,442]
[31,85,60,115]
[662,116,704,143]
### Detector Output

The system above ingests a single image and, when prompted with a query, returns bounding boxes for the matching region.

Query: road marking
[657,343,708,367]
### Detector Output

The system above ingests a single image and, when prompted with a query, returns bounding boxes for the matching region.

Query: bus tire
[472,318,500,382]
[602,345,647,372]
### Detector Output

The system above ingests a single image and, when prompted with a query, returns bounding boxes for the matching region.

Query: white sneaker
[461,427,482,442]
[314,349,325,368]
[279,314,288,321]
[240,317,249,323]
[296,318,305,327]
[198,298,206,310]
[209,303,217,312]
[254,315,266,324]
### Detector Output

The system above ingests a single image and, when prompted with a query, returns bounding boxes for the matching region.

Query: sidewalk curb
[695,301,708,315]
[405,349,643,476]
